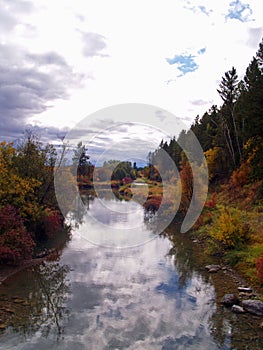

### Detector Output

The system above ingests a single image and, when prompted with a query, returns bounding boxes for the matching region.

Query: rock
[231,304,245,314]
[209,268,220,273]
[259,321,263,329]
[0,324,6,330]
[205,265,221,273]
[242,299,263,316]
[13,298,24,304]
[239,292,253,298]
[221,294,239,307]
[238,287,253,293]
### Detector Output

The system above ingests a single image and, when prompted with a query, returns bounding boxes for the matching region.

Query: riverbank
[0,258,46,284]
[0,246,62,284]
[190,181,263,295]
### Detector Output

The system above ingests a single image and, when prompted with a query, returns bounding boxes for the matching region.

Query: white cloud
[0,0,262,143]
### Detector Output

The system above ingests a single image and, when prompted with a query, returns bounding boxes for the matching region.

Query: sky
[0,0,262,163]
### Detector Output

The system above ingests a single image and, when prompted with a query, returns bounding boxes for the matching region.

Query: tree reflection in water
[67,191,95,229]
[33,262,71,338]
[0,261,71,341]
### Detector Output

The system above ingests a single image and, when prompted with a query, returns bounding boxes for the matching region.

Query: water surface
[0,194,262,349]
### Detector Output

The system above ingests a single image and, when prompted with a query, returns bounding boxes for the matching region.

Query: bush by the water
[0,205,35,265]
[210,207,250,250]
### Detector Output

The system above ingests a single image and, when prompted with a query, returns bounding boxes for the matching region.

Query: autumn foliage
[179,161,193,214]
[209,207,250,250]
[0,138,65,265]
[256,252,263,285]
[36,209,63,240]
[0,205,35,265]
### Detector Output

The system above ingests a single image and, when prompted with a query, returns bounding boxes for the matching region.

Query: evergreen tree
[72,142,92,177]
[241,57,263,139]
[217,67,242,167]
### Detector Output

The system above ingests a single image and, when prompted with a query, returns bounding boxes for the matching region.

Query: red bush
[0,205,35,265]
[39,209,63,239]
[205,192,217,209]
[193,193,217,230]
[143,196,162,211]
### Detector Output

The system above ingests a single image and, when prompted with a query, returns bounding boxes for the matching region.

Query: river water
[0,193,262,349]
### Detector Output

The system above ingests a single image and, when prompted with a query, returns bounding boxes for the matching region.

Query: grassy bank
[191,180,263,292]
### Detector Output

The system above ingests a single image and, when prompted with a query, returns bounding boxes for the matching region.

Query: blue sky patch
[198,5,209,16]
[198,47,206,55]
[227,0,252,22]
[166,54,198,76]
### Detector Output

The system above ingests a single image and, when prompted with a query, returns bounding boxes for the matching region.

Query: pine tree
[217,67,242,167]
[238,57,263,141]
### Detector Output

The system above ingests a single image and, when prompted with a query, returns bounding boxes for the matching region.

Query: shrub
[230,163,251,187]
[36,208,63,240]
[210,207,250,250]
[256,252,263,285]
[0,205,35,265]
[193,193,217,230]
[204,192,217,209]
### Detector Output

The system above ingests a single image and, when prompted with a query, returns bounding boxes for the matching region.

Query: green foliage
[71,141,92,178]
[225,244,263,283]
[102,160,136,181]
[13,132,59,208]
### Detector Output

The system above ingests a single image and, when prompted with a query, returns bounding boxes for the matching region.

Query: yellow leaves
[244,137,263,164]
[210,207,250,249]
[205,147,224,181]
[0,142,42,219]
[0,141,15,169]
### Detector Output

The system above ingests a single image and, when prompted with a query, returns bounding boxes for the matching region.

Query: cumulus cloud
[81,31,108,58]
[60,121,167,166]
[0,43,83,141]
[247,27,263,48]
[27,51,68,67]
[52,233,218,349]
[0,0,35,31]
[0,0,261,144]
[0,7,16,31]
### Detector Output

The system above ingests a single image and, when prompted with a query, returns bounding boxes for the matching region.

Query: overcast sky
[0,0,262,162]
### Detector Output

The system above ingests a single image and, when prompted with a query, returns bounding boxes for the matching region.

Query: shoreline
[191,235,263,298]
[0,257,46,284]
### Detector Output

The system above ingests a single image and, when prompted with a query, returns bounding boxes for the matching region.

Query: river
[0,192,262,349]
